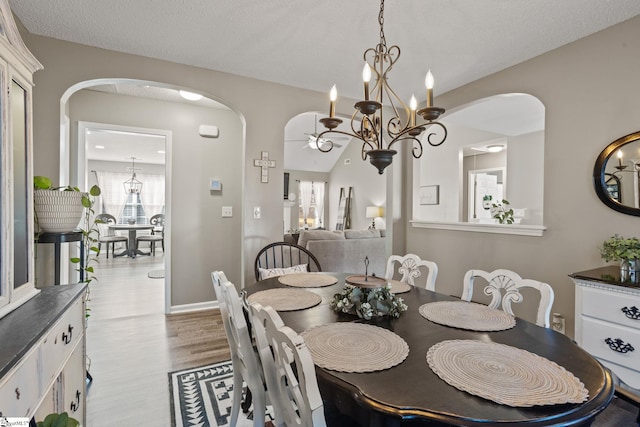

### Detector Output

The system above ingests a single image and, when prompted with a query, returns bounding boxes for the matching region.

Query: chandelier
[316,0,447,174]
[123,157,143,194]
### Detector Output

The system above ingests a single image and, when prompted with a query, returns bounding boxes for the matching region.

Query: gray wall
[20,29,376,307]
[405,15,640,336]
[69,90,243,305]
[22,13,640,330]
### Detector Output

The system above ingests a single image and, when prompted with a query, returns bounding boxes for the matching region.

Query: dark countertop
[0,283,86,378]
[570,266,640,289]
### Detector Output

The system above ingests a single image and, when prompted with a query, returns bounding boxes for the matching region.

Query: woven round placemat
[419,301,516,331]
[247,288,321,311]
[278,273,338,288]
[388,279,411,294]
[426,340,589,407]
[301,323,409,372]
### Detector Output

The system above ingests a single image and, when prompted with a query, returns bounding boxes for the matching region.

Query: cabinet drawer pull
[621,306,640,320]
[605,337,635,353]
[15,387,20,400]
[62,324,74,344]
[70,389,81,412]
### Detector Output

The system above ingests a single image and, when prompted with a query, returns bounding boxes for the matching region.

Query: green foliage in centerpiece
[330,284,408,319]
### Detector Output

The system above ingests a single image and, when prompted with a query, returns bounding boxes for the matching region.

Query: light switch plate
[253,206,261,219]
[222,206,233,217]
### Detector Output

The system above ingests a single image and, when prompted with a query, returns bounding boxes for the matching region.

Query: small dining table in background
[245,272,614,426]
[108,223,154,258]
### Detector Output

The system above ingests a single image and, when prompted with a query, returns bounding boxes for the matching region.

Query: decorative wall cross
[254,151,275,183]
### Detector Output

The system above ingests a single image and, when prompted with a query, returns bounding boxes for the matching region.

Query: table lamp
[366,206,382,230]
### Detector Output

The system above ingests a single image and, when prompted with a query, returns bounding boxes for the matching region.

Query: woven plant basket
[34,190,85,233]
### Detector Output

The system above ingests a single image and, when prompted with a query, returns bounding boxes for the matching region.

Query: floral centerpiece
[330,284,408,320]
[600,234,640,274]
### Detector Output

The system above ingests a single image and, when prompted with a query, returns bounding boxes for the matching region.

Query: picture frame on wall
[419,185,439,205]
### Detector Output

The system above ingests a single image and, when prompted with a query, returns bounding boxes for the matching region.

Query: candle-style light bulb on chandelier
[316,0,447,174]
[123,156,143,194]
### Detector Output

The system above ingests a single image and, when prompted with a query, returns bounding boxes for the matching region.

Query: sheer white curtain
[95,171,165,222]
[138,173,165,217]
[313,182,325,228]
[299,181,313,228]
[95,171,129,219]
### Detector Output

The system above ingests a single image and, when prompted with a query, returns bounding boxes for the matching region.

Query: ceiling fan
[286,114,348,150]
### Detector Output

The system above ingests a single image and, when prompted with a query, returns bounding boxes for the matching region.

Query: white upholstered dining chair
[211,271,266,427]
[249,302,327,427]
[385,253,438,291]
[461,269,555,328]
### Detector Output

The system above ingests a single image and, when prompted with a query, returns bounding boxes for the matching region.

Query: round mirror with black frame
[593,130,640,216]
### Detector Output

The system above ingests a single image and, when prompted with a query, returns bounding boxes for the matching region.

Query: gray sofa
[297,229,387,276]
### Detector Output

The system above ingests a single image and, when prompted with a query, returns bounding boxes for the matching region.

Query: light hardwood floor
[85,253,229,426]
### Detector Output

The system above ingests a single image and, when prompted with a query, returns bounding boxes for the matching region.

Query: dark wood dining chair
[95,213,127,258]
[254,242,321,281]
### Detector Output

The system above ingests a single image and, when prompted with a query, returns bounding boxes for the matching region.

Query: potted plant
[36,412,80,427]
[600,234,640,276]
[491,199,515,224]
[34,176,102,311]
[33,176,86,233]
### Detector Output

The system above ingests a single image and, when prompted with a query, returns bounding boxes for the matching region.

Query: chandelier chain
[379,0,386,48]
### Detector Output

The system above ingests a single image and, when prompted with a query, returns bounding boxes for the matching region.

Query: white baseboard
[169,300,220,314]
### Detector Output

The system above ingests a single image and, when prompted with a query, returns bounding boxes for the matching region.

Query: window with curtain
[95,171,165,224]
[298,181,325,229]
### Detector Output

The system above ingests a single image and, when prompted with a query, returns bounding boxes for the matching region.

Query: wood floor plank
[85,255,229,426]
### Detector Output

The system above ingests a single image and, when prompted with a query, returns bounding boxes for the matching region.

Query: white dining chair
[385,253,438,291]
[211,271,266,427]
[249,302,327,427]
[461,268,555,328]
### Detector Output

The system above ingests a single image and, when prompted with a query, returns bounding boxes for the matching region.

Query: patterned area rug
[169,360,273,427]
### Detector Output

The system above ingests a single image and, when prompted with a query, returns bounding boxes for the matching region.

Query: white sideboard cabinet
[571,266,640,390]
[0,284,87,424]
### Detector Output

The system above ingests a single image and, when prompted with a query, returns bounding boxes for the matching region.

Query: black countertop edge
[0,283,87,378]
[570,266,640,289]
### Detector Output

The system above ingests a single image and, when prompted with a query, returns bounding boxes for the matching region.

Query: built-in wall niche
[411,93,546,236]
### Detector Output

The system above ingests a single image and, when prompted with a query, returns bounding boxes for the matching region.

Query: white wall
[329,139,386,231]
[413,123,502,222]
[507,131,544,224]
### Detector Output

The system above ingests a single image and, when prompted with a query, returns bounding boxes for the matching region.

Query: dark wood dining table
[245,272,614,427]
[108,223,154,258]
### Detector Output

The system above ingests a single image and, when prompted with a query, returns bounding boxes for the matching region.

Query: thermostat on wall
[210,179,222,191]
[199,125,220,138]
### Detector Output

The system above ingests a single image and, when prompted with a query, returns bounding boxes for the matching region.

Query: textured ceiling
[10,0,640,102]
[13,1,639,172]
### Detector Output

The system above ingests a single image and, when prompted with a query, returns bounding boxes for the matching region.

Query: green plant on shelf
[34,176,101,317]
[491,199,514,224]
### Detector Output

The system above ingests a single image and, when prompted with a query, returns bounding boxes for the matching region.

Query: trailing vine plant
[71,184,102,318]
[35,176,103,317]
